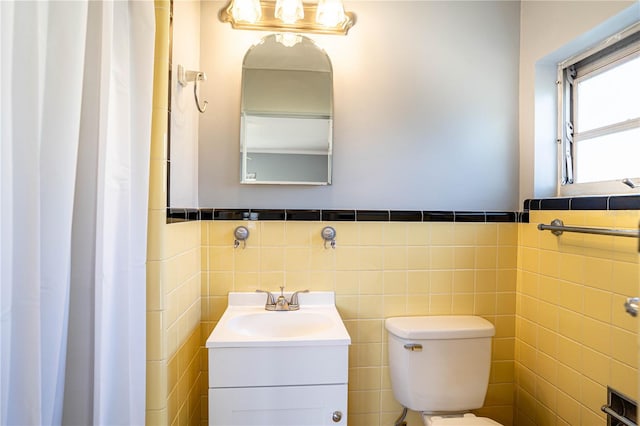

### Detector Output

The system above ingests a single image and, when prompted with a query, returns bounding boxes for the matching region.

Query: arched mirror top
[243,34,332,73]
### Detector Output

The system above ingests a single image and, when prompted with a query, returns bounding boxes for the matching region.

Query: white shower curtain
[1,1,154,425]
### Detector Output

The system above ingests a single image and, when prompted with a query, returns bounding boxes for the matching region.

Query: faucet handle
[289,289,309,308]
[256,289,276,307]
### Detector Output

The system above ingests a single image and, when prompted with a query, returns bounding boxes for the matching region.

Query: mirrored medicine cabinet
[239,34,333,185]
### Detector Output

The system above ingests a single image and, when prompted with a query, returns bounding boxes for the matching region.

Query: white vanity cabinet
[206,292,351,426]
[209,384,347,425]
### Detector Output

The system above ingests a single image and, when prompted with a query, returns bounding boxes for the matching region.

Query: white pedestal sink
[206,291,351,425]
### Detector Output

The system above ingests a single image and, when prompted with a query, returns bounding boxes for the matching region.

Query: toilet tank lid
[385,316,495,339]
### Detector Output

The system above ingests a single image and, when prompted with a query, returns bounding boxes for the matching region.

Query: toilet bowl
[385,316,503,426]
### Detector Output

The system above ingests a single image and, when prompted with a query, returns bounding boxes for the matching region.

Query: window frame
[557,22,640,196]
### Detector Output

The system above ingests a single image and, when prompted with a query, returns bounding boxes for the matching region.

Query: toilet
[385,316,503,426]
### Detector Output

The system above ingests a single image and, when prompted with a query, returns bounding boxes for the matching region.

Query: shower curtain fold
[1,1,154,425]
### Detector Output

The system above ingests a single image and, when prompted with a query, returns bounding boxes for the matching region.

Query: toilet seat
[422,413,503,426]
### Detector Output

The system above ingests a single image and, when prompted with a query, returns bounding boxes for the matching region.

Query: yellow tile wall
[200,220,518,426]
[147,218,202,426]
[147,2,203,425]
[515,210,640,426]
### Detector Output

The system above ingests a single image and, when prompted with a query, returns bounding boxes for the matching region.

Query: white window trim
[557,21,640,197]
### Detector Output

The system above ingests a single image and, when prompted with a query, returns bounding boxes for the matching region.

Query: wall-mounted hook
[234,226,249,249]
[177,64,208,113]
[321,226,336,249]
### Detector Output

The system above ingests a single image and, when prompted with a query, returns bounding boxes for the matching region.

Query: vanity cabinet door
[209,384,347,425]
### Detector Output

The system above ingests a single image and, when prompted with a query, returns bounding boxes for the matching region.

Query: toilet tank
[385,316,495,413]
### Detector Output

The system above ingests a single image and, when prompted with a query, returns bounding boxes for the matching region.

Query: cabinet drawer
[209,384,347,426]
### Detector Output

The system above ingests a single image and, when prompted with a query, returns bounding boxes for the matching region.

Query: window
[558,24,640,194]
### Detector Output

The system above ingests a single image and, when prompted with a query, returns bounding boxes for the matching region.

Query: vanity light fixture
[219,0,356,35]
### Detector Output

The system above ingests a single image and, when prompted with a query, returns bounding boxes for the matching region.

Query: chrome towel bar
[538,219,640,238]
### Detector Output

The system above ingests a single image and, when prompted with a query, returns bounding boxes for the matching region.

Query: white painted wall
[198,1,521,210]
[518,0,636,204]
[170,0,202,207]
[171,0,640,210]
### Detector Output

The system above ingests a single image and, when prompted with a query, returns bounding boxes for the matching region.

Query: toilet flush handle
[404,343,422,352]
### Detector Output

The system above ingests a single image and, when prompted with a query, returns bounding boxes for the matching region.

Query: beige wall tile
[284,222,312,246]
[406,294,430,315]
[611,359,638,400]
[359,247,383,271]
[260,222,285,246]
[358,222,384,246]
[335,246,360,271]
[188,221,555,424]
[406,222,430,246]
[430,294,453,314]
[515,210,638,426]
[147,360,168,411]
[335,270,359,294]
[583,287,611,322]
[382,223,407,246]
[452,293,474,314]
[612,260,638,296]
[382,271,406,294]
[454,246,476,269]
[611,326,637,367]
[430,223,454,246]
[477,223,498,246]
[556,364,581,401]
[581,347,609,386]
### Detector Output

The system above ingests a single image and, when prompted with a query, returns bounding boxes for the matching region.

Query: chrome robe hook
[234,226,249,249]
[177,64,208,113]
[321,226,336,249]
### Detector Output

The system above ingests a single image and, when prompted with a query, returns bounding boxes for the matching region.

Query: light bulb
[231,0,262,23]
[316,0,345,27]
[275,0,304,24]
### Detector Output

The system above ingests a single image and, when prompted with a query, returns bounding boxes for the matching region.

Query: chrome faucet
[275,286,289,311]
[256,287,309,311]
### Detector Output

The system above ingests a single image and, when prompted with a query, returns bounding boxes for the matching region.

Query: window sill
[559,179,640,198]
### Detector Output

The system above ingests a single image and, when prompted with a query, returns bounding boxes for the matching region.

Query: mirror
[240,34,333,185]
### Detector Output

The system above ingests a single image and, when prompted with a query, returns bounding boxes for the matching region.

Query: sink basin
[206,291,351,348]
[227,311,334,338]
